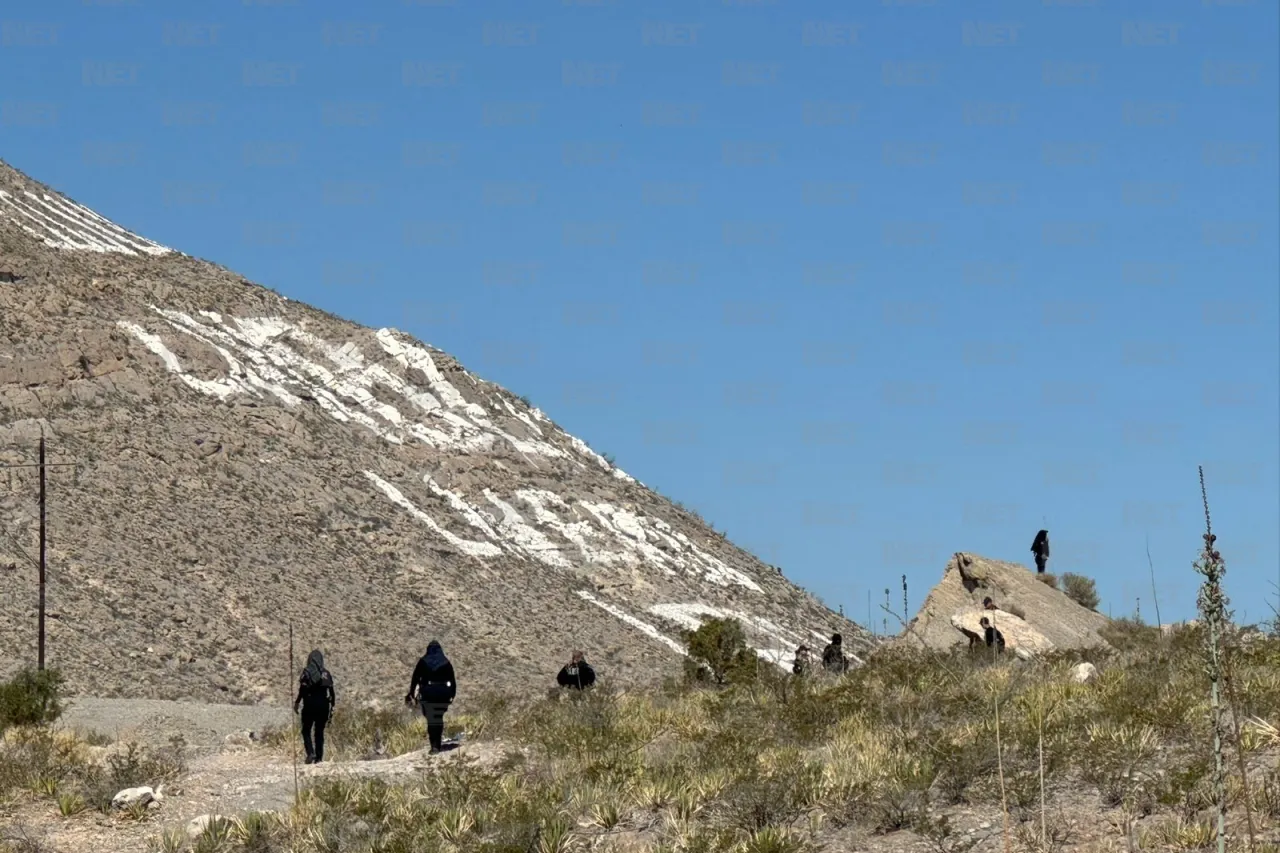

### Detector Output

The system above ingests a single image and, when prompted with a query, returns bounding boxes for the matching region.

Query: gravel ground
[57,698,291,752]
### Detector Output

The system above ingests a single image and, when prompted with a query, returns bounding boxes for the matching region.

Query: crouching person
[405,640,456,754]
[556,651,596,691]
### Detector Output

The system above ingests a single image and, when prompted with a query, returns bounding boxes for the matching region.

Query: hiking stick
[289,622,298,809]
[994,691,1010,853]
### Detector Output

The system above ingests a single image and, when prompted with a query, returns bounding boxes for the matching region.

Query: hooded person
[821,633,848,674]
[1031,529,1050,573]
[556,651,596,691]
[405,640,457,753]
[293,650,336,764]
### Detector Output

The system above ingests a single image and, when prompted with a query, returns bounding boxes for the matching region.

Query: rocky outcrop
[900,552,1112,654]
[950,607,1055,654]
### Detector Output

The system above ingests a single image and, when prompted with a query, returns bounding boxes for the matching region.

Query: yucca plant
[149,827,186,853]
[56,791,85,817]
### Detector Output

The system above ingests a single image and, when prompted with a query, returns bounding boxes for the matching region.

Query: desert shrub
[682,618,758,686]
[0,726,89,799]
[1060,573,1101,610]
[78,736,188,812]
[0,668,63,732]
[1035,573,1059,590]
[716,754,823,833]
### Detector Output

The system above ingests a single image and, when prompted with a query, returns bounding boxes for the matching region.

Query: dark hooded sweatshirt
[409,641,456,705]
[1031,530,1049,559]
[295,650,335,713]
[556,659,596,690]
[821,635,848,674]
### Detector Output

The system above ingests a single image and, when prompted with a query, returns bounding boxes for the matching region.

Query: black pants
[301,705,328,762]
[419,702,448,751]
[1035,554,1047,573]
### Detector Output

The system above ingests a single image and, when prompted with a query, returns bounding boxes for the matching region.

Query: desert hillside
[0,159,871,704]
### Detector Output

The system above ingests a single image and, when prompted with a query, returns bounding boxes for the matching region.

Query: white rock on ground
[111,786,158,809]
[1070,662,1098,683]
[187,815,227,839]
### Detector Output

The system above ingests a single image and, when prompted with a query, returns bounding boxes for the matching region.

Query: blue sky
[3,0,1277,627]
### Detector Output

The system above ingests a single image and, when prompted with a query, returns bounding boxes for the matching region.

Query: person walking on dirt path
[405,640,457,754]
[293,650,335,764]
[1031,529,1050,574]
[556,650,596,691]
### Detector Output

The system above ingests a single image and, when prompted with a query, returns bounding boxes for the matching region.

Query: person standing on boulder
[405,640,456,754]
[821,633,848,674]
[1031,529,1050,573]
[293,650,335,764]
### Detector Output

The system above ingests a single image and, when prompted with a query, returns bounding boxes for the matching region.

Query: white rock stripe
[0,189,170,256]
[362,472,503,558]
[116,308,766,592]
[576,591,688,657]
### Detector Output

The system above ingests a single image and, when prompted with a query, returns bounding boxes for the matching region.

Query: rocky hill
[0,159,872,703]
[899,551,1112,655]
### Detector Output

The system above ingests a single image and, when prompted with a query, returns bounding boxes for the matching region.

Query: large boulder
[950,607,1055,654]
[899,552,1113,653]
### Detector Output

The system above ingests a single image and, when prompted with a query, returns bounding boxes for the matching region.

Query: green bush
[682,618,758,686]
[0,668,63,732]
[1061,572,1101,610]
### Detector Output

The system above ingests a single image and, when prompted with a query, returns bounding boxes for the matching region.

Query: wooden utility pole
[1,427,79,670]
[38,432,46,670]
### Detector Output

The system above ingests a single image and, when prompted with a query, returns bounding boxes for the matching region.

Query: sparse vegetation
[1061,573,1101,611]
[3,480,1273,853]
[1035,573,1059,591]
[4,624,1280,853]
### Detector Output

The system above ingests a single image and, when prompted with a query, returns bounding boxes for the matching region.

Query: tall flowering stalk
[1194,466,1230,853]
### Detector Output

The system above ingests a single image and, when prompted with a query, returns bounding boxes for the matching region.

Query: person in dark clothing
[293,650,335,764]
[1031,529,1050,574]
[405,640,456,753]
[979,617,1006,653]
[821,633,847,674]
[983,597,997,611]
[556,651,596,690]
[792,644,813,676]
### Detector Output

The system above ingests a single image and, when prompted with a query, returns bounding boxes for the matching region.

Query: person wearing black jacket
[405,640,456,753]
[821,633,847,674]
[1031,529,1050,574]
[556,651,596,690]
[293,650,335,764]
[980,617,1006,653]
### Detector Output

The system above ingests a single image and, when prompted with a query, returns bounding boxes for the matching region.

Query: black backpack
[301,668,331,702]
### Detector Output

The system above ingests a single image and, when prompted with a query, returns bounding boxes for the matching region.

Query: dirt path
[8,700,505,853]
[57,697,292,752]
